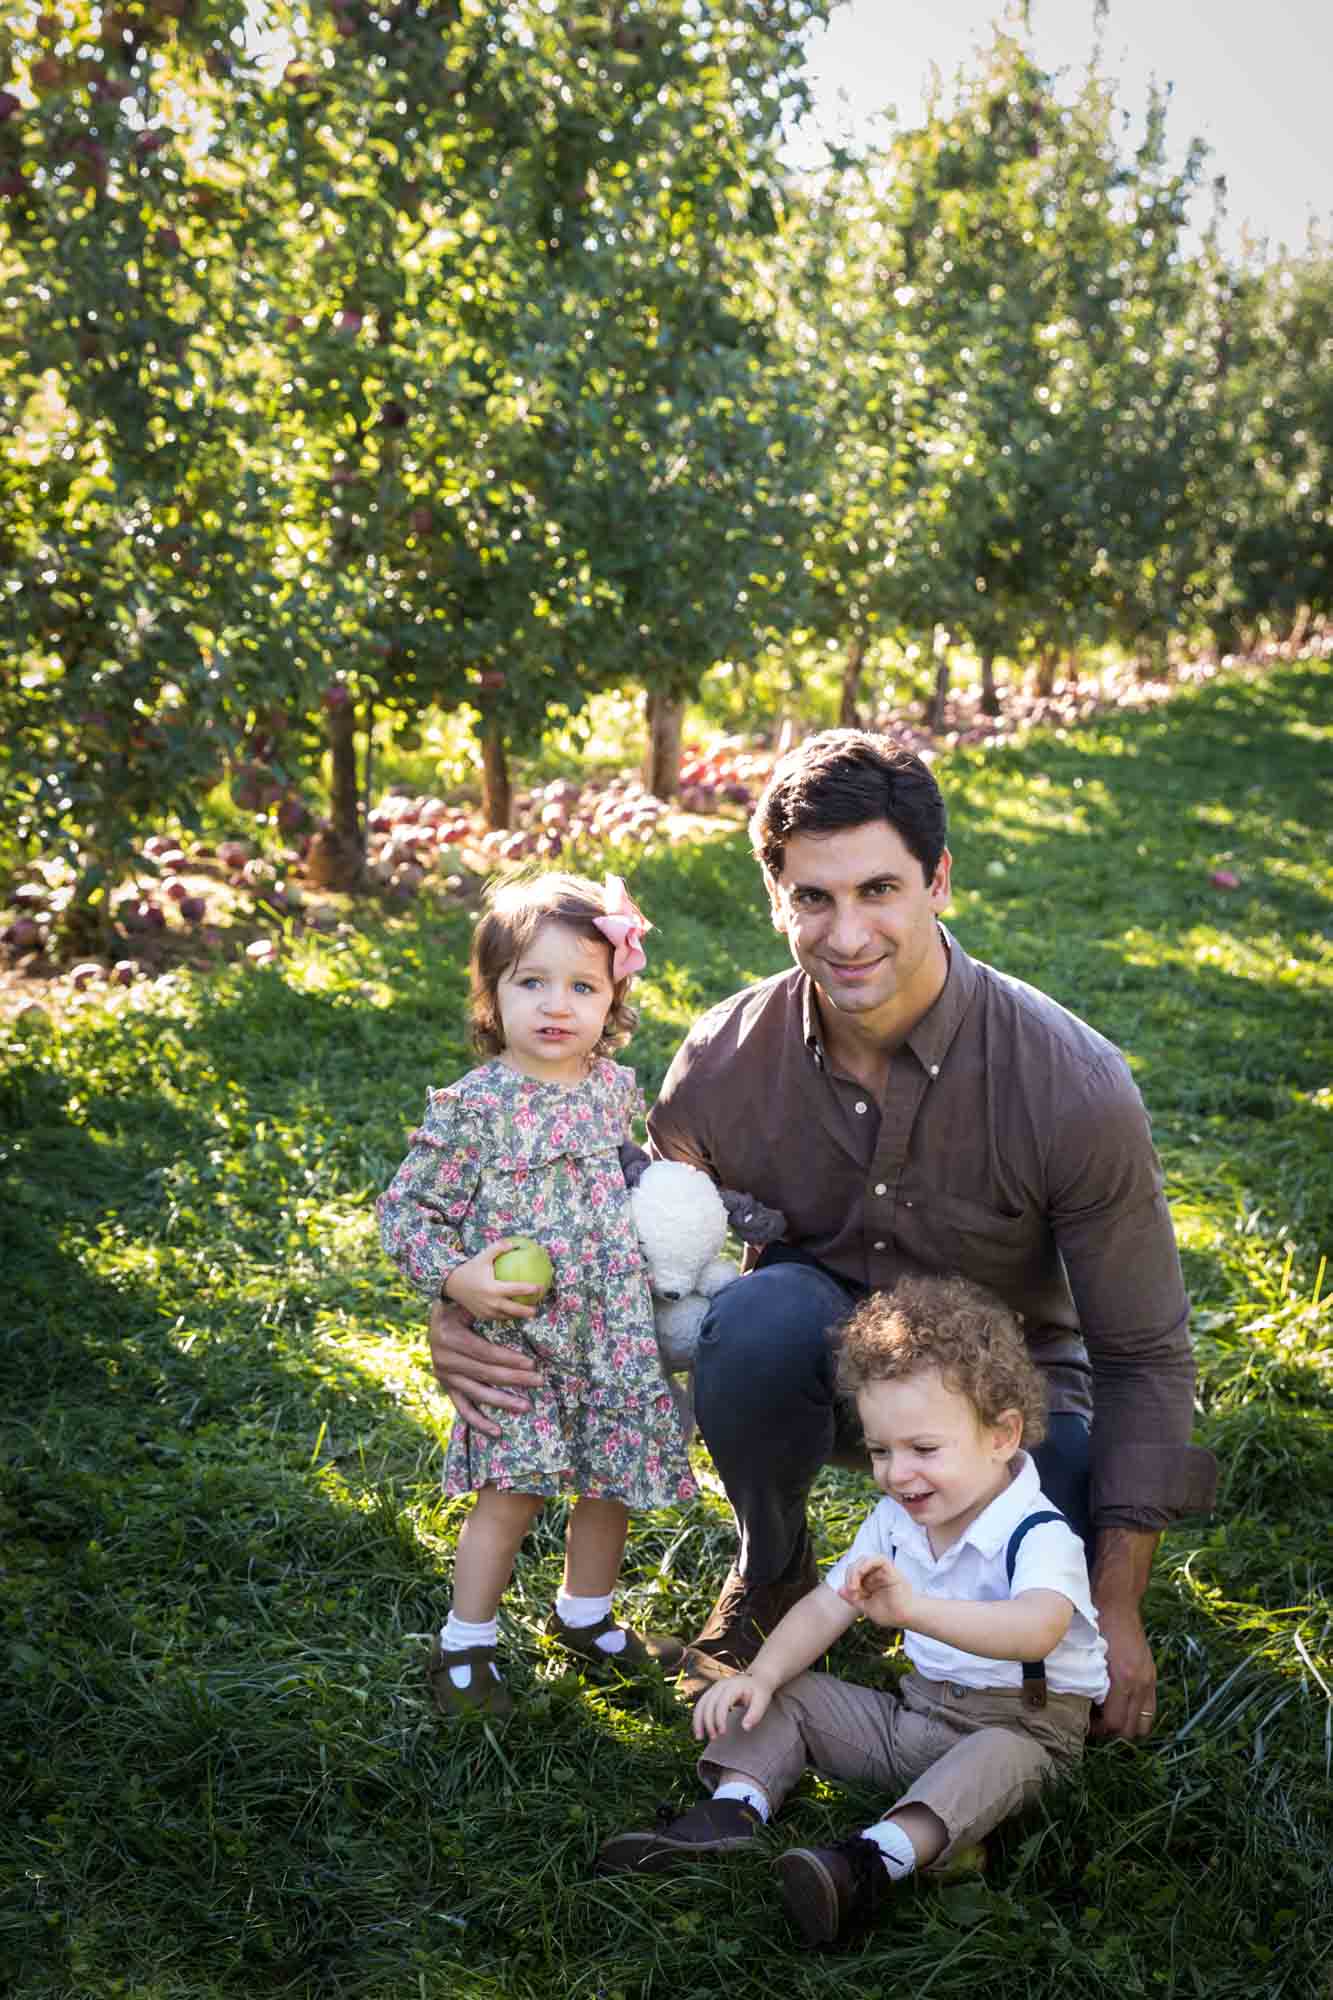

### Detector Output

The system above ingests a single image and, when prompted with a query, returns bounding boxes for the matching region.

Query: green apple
[493,1238,553,1297]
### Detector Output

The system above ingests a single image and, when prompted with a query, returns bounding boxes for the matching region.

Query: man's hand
[692,1673,775,1741]
[1090,1526,1159,1742]
[1091,1597,1157,1741]
[838,1554,914,1629]
[426,1296,542,1436]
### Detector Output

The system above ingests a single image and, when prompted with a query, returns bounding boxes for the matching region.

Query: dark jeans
[694,1259,1093,1584]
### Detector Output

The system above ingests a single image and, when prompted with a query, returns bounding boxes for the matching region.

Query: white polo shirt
[824,1452,1110,1700]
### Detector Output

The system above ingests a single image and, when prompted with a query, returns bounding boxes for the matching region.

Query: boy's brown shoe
[545,1609,685,1672]
[596,1797,762,1875]
[776,1834,893,1947]
[427,1636,515,1721]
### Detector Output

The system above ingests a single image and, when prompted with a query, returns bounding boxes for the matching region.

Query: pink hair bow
[593,875,651,981]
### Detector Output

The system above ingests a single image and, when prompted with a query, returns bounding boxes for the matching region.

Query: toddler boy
[598,1274,1108,1946]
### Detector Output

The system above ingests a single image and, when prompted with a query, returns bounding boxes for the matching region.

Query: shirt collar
[881,1451,1044,1567]
[901,925,977,1079]
[800,925,979,1080]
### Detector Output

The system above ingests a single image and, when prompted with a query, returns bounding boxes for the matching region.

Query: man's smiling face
[770,819,952,1030]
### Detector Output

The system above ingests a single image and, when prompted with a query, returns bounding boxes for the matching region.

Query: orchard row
[2,1,1329,938]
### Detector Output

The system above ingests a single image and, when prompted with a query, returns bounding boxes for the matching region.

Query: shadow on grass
[0,1064,717,1995]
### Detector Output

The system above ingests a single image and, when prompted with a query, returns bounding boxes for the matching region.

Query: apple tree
[0,0,313,938]
[239,0,835,835]
[1210,243,1333,652]
[777,27,1220,723]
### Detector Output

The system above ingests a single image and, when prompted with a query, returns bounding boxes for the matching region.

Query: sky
[789,0,1333,257]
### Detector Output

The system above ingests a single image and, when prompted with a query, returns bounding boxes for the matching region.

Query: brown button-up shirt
[648,929,1217,1532]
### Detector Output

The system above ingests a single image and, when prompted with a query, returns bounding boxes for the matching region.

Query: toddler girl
[378,871,695,1718]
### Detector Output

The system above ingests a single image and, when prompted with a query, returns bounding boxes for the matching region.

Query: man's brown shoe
[426,1635,515,1721]
[675,1535,820,1699]
[545,1609,685,1673]
[776,1834,893,1947]
[596,1797,762,1875]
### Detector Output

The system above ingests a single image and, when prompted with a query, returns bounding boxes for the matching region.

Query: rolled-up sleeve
[1049,1062,1217,1529]
[376,1091,483,1300]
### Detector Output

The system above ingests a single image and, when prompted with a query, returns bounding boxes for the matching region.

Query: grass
[2,660,1331,1999]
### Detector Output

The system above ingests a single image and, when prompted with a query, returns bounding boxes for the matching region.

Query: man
[428,730,1216,1740]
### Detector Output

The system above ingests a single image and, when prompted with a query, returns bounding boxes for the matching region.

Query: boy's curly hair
[469,869,640,1059]
[836,1274,1047,1446]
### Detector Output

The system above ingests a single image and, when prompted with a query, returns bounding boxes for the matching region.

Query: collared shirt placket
[867,1054,938,1277]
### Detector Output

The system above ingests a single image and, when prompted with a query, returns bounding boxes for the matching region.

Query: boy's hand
[692,1673,774,1740]
[443,1241,546,1323]
[839,1554,915,1629]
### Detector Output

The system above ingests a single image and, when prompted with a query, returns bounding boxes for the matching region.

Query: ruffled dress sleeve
[610,1060,646,1144]
[376,1087,485,1300]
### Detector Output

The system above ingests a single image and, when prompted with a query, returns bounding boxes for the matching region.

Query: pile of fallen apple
[0,741,774,988]
[362,743,768,895]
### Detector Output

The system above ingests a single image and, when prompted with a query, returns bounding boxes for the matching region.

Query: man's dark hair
[749,729,948,885]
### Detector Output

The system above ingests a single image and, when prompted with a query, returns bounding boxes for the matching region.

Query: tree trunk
[926,626,950,733]
[306,695,367,890]
[1211,613,1240,660]
[329,697,360,850]
[1034,646,1058,698]
[979,648,1000,717]
[361,694,375,827]
[1282,605,1310,658]
[838,635,865,728]
[1136,634,1169,682]
[643,689,684,800]
[480,717,511,830]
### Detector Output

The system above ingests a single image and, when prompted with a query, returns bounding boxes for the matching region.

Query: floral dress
[377,1057,696,1508]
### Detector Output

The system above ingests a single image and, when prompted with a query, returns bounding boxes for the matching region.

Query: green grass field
[3,661,1330,1999]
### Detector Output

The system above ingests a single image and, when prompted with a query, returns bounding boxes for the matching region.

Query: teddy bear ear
[618,1140,651,1189]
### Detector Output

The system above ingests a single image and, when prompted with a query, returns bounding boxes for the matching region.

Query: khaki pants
[697,1669,1091,1867]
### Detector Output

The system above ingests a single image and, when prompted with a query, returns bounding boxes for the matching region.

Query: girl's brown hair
[469,870,640,1059]
[836,1274,1047,1446]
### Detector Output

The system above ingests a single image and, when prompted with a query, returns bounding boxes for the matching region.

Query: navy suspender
[891,1507,1068,1710]
[1006,1509,1067,1708]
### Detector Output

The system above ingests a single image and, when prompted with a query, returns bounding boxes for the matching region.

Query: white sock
[712,1779,771,1823]
[555,1589,626,1655]
[860,1818,918,1879]
[442,1612,500,1690]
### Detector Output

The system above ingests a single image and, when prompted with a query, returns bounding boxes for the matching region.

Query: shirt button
[854,1101,868,1114]
[873,1240,886,1250]
[874,1182,887,1196]
[949,1682,968,1699]
[904,1199,913,1208]
[929,1064,940,1078]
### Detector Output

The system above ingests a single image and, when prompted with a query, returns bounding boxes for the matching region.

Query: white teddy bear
[619,1149,787,1435]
